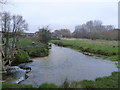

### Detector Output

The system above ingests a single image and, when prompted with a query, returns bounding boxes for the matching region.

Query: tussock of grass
[80,71,119,88]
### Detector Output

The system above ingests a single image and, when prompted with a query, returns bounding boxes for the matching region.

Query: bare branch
[0,0,7,4]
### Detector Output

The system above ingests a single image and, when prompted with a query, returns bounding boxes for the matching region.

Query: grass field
[51,40,119,61]
[17,38,41,48]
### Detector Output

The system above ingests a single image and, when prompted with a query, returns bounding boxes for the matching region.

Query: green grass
[1,82,34,88]
[2,39,118,88]
[18,39,32,47]
[17,38,49,58]
[14,49,30,64]
[59,72,119,88]
[17,38,40,48]
[25,46,49,57]
[51,40,119,61]
[2,38,49,65]
[3,38,34,48]
[50,40,119,88]
[39,83,60,88]
[79,71,119,88]
[1,82,60,89]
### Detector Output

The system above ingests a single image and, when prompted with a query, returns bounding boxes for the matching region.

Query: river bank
[50,40,119,88]
[51,40,119,61]
[1,40,118,88]
[2,44,117,88]
[1,38,50,85]
[2,71,119,88]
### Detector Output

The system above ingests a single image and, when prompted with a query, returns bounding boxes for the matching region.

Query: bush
[24,45,49,57]
[39,83,59,88]
[37,27,51,44]
[80,80,94,88]
[14,49,30,64]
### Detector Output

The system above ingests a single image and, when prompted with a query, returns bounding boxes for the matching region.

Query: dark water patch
[4,66,26,84]
[3,63,32,84]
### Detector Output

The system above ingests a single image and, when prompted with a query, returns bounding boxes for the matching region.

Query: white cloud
[2,0,118,32]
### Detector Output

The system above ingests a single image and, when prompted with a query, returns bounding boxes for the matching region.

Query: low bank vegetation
[11,39,49,65]
[51,40,119,61]
[2,71,119,88]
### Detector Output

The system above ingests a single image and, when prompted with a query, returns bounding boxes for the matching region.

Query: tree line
[53,20,119,40]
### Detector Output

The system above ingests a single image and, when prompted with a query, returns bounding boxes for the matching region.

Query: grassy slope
[51,40,119,61]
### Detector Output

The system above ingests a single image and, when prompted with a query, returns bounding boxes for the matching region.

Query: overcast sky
[0,0,119,33]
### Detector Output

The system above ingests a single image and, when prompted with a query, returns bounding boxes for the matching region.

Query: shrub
[24,46,49,57]
[39,83,59,88]
[14,49,29,64]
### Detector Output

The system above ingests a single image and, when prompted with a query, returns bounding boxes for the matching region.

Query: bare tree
[12,15,28,48]
[0,0,7,4]
[1,12,11,60]
[73,20,115,40]
[0,12,28,65]
[54,29,71,38]
[36,26,51,44]
[105,25,114,30]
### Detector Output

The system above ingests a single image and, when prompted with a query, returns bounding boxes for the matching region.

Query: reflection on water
[21,44,118,86]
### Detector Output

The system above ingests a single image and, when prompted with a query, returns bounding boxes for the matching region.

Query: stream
[21,45,118,86]
[18,44,118,86]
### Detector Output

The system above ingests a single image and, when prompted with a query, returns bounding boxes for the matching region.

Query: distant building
[21,33,36,37]
[51,33,63,40]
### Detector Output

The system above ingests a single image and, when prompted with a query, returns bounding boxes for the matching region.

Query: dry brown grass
[61,38,89,40]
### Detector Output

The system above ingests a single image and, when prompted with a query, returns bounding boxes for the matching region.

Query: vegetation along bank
[2,71,119,88]
[51,40,119,61]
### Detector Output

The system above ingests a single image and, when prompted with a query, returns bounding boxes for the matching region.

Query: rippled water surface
[21,45,117,86]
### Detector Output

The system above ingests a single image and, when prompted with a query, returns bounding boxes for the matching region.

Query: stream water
[20,44,118,86]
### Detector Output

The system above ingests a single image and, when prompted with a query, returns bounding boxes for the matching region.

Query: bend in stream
[19,44,118,86]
